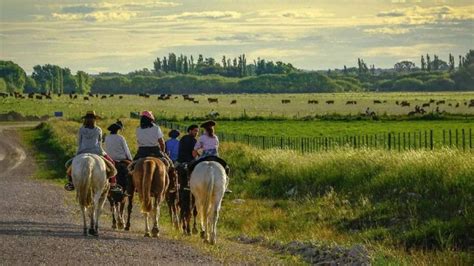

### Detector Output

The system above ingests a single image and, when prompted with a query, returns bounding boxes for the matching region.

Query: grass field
[1,92,474,120]
[27,119,474,265]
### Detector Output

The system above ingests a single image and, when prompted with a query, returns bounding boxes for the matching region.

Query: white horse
[72,153,116,236]
[190,161,227,245]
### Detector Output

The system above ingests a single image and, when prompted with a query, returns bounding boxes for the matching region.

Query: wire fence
[158,120,473,153]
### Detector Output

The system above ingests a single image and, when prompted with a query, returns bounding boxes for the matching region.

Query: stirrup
[64,183,75,191]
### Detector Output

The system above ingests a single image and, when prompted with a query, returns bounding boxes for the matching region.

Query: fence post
[462,129,465,151]
[443,130,446,146]
[430,130,434,150]
[388,133,392,150]
[262,136,265,149]
[398,133,401,152]
[456,129,459,148]
[449,129,452,147]
[470,128,472,150]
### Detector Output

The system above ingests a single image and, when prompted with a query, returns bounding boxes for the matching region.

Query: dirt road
[0,125,216,265]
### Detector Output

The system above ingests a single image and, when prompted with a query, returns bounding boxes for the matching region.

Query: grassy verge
[24,120,474,265]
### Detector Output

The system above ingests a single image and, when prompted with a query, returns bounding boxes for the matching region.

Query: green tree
[0,60,27,92]
[76,71,92,94]
[0,78,7,92]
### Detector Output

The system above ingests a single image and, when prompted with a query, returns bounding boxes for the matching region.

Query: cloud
[377,10,406,17]
[364,27,410,35]
[61,5,96,14]
[363,43,455,57]
[52,11,137,22]
[377,5,474,25]
[163,11,242,20]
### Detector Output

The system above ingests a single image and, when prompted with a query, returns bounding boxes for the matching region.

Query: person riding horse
[187,120,231,193]
[64,111,117,191]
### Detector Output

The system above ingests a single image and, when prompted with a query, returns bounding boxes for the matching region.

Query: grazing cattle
[436,100,446,105]
[139,93,150,98]
[0,92,8,98]
[109,94,114,97]
[281,99,290,104]
[448,103,452,107]
[101,95,107,99]
[28,93,34,99]
[119,96,123,99]
[422,103,430,108]
[190,161,227,245]
[57,93,62,97]
[35,95,43,100]
[73,95,78,99]
[429,99,435,103]
[46,95,52,100]
[373,100,382,104]
[400,101,410,107]
[469,102,474,108]
[72,153,115,236]
[95,94,99,98]
[346,100,357,105]
[326,100,335,104]
[230,100,237,104]
[455,103,459,108]
[193,100,199,104]
[88,93,94,97]
[308,100,318,104]
[69,93,73,99]
[395,101,399,105]
[383,100,387,103]
[131,157,169,237]
[84,96,89,101]
[208,98,218,103]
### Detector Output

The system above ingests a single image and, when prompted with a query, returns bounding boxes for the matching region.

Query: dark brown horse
[177,163,198,235]
[166,166,180,230]
[107,160,132,230]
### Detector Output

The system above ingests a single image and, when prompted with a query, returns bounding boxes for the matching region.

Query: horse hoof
[151,228,159,237]
[112,224,117,229]
[124,227,130,231]
[200,231,206,239]
[117,223,125,230]
[144,232,151,237]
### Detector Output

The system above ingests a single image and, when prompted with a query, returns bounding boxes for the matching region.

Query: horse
[177,163,199,235]
[107,160,132,230]
[131,157,169,237]
[165,166,180,230]
[71,153,117,236]
[190,161,227,244]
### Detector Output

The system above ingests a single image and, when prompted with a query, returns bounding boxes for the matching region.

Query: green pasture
[1,92,474,120]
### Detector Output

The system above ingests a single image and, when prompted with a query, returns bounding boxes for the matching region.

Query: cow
[326,100,335,104]
[308,100,318,104]
[28,93,34,99]
[346,101,357,105]
[109,94,114,97]
[193,100,199,104]
[281,99,290,104]
[436,100,446,105]
[73,95,78,99]
[400,101,410,107]
[84,96,89,101]
[208,98,218,103]
[422,103,430,108]
[101,95,107,99]
[119,96,123,99]
[35,95,43,100]
[230,100,237,104]
[373,100,382,104]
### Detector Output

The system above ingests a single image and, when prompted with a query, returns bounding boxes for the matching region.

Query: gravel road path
[0,125,217,265]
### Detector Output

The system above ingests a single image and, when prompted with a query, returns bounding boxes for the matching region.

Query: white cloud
[52,11,137,22]
[363,43,455,57]
[364,27,410,35]
[162,11,242,20]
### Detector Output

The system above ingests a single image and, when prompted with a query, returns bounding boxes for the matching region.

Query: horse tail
[141,159,155,213]
[78,157,93,207]
[204,164,215,220]
[103,157,117,177]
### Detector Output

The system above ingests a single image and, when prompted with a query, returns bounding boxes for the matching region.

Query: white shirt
[104,134,132,161]
[194,134,219,151]
[136,125,164,147]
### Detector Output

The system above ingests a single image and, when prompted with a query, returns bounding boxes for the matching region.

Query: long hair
[140,116,154,129]
[83,117,95,129]
[204,126,215,138]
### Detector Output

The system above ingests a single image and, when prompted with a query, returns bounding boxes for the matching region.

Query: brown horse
[177,163,199,235]
[165,167,180,230]
[132,157,169,237]
[107,160,132,230]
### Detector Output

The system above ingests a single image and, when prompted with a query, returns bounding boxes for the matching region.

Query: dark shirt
[178,135,197,163]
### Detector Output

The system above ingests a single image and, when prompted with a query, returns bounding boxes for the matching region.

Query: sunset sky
[1,0,473,73]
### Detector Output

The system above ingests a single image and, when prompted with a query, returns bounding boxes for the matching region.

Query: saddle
[65,156,117,178]
[187,156,230,177]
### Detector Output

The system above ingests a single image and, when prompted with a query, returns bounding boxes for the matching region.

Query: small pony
[72,153,116,236]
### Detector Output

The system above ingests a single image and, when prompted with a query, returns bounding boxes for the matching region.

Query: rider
[64,111,117,191]
[191,120,231,193]
[104,120,132,162]
[165,129,180,163]
[177,124,199,164]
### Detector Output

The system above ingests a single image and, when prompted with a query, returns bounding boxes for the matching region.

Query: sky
[0,0,473,74]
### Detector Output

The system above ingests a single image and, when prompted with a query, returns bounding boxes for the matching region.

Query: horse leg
[151,197,160,237]
[192,206,199,235]
[210,203,221,245]
[125,194,133,231]
[109,199,117,229]
[196,199,206,240]
[117,199,126,230]
[88,204,96,236]
[143,212,150,237]
[94,186,108,236]
[81,206,87,236]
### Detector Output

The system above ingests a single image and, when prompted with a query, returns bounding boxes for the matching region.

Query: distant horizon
[1,0,473,74]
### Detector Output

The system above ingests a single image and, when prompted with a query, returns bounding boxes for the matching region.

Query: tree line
[1,50,472,94]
